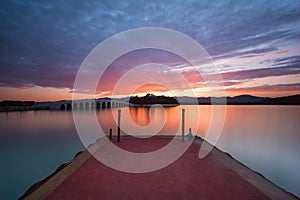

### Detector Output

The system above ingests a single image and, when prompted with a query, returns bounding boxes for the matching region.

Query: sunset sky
[0,0,300,101]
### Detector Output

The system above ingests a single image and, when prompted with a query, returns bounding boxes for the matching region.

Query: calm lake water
[0,105,299,199]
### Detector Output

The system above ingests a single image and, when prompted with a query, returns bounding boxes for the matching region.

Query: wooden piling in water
[109,129,112,140]
[182,108,185,142]
[117,109,121,142]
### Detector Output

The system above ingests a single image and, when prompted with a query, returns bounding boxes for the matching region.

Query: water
[0,111,85,199]
[0,105,299,199]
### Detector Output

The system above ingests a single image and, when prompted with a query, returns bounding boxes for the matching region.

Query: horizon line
[1,93,300,103]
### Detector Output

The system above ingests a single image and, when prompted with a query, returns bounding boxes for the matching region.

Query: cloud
[227,83,300,92]
[221,64,300,82]
[273,55,300,67]
[212,47,278,61]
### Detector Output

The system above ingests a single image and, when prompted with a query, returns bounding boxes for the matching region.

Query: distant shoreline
[1,94,299,112]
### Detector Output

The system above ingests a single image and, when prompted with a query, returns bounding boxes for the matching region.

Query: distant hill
[177,95,268,105]
[176,94,300,105]
[0,100,35,106]
[0,100,35,112]
[226,95,269,104]
[205,94,299,105]
[258,94,300,105]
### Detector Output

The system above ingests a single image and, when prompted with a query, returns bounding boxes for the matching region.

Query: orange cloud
[132,83,170,95]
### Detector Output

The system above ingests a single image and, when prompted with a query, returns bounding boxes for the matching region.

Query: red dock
[22,137,297,200]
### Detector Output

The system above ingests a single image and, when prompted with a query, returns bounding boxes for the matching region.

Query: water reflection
[95,106,182,137]
[129,107,151,126]
[0,106,299,198]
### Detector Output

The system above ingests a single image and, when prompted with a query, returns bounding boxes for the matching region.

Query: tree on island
[129,93,179,105]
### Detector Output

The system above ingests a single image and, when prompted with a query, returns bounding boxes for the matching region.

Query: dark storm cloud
[0,0,300,89]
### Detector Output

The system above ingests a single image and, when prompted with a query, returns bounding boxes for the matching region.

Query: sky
[0,0,300,101]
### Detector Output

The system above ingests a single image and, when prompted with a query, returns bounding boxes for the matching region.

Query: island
[129,93,179,106]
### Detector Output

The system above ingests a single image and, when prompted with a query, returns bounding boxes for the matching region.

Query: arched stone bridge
[51,98,130,110]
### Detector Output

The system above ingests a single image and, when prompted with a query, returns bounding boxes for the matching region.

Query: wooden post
[109,128,112,140]
[117,109,121,142]
[182,108,185,142]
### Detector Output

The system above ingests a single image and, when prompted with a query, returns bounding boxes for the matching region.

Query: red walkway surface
[45,138,270,200]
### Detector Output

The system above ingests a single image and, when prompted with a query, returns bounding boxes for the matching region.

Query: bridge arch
[85,102,89,109]
[67,103,72,110]
[73,103,78,110]
[60,104,65,110]
[79,102,83,110]
[90,102,95,109]
[96,102,100,109]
